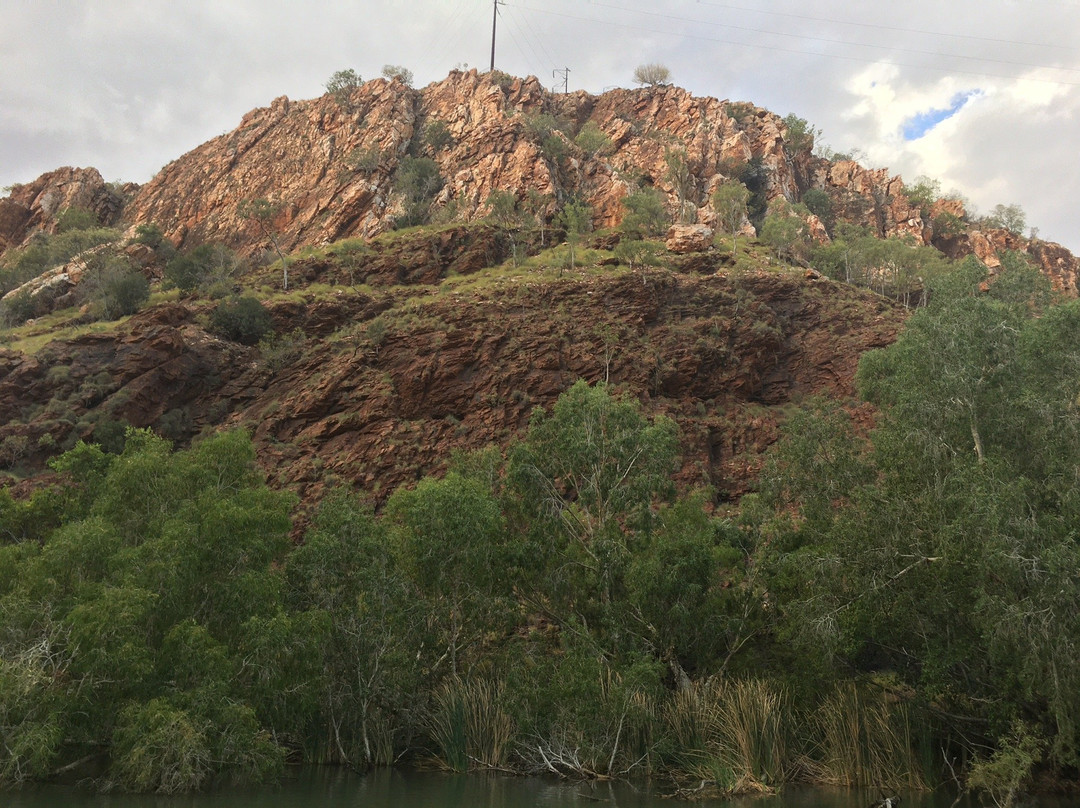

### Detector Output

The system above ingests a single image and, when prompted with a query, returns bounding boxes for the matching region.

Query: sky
[2,0,1079,250]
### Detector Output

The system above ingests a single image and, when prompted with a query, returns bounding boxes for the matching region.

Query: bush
[801,189,834,233]
[1,289,45,327]
[165,243,241,294]
[423,120,453,153]
[55,206,99,233]
[574,122,613,158]
[99,265,150,320]
[79,255,149,320]
[381,64,414,87]
[210,296,273,345]
[132,223,175,259]
[393,156,444,228]
[633,63,671,87]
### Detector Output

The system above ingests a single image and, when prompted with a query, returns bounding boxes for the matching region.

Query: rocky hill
[0,69,1074,505]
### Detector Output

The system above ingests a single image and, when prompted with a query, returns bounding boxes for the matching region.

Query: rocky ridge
[0,70,1073,504]
[2,71,1077,293]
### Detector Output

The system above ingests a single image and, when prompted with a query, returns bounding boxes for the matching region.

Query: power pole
[553,67,570,94]
[490,0,502,72]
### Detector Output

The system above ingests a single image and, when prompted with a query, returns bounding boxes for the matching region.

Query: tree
[287,493,422,765]
[325,68,363,107]
[712,181,750,254]
[801,188,834,234]
[760,202,808,264]
[0,430,296,790]
[902,175,941,217]
[393,156,444,228]
[664,148,695,223]
[763,259,1080,770]
[781,113,819,154]
[238,198,289,289]
[614,238,663,274]
[620,187,668,240]
[556,199,593,273]
[524,189,554,247]
[381,64,414,87]
[486,189,524,266]
[386,473,509,678]
[983,203,1026,236]
[633,63,671,87]
[509,381,679,611]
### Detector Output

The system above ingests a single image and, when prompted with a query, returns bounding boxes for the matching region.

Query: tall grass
[430,678,514,772]
[664,678,794,792]
[811,681,927,791]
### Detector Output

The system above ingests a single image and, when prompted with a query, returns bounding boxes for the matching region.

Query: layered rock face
[120,72,808,255]
[0,259,902,505]
[3,70,1078,292]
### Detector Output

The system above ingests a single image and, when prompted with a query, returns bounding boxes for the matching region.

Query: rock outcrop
[0,167,127,252]
[4,70,1078,293]
[119,71,811,256]
[0,261,903,505]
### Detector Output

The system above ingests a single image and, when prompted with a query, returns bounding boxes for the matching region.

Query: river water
[0,767,1067,808]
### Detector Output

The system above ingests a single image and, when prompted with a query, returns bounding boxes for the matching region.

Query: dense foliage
[2,256,1078,800]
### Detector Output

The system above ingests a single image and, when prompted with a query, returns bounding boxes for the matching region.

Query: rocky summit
[0,69,1074,505]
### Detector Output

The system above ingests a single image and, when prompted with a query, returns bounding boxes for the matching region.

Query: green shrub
[78,254,149,320]
[164,243,241,294]
[55,206,99,233]
[574,121,613,158]
[620,188,668,239]
[393,156,444,228]
[210,296,274,345]
[98,264,150,320]
[422,119,453,153]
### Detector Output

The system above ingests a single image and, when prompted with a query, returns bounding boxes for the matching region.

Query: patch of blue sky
[902,91,981,140]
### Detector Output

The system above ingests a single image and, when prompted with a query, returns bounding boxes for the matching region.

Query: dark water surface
[1,767,1070,808]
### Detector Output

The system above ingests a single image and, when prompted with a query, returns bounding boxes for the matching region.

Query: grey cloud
[2,0,1077,249]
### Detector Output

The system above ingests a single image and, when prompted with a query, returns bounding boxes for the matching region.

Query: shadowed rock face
[0,248,902,509]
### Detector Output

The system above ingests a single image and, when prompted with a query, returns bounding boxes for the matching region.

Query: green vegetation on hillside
[1,251,1077,801]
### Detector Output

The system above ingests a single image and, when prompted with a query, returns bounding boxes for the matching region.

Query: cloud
[902,91,980,141]
[1,0,1078,250]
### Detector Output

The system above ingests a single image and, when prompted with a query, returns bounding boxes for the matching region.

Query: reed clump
[664,678,794,793]
[430,678,514,772]
[810,681,927,791]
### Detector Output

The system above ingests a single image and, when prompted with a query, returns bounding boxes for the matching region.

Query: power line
[515,3,561,69]
[688,0,1076,53]
[502,14,547,77]
[509,2,1080,88]
[583,0,1080,77]
[553,66,570,93]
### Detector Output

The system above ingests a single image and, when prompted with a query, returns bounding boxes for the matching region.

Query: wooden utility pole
[490,0,500,72]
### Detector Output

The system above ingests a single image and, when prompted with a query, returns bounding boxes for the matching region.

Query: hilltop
[0,68,1073,501]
